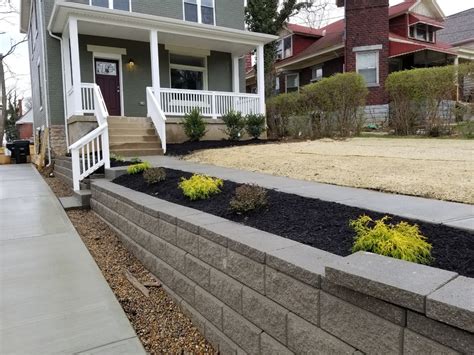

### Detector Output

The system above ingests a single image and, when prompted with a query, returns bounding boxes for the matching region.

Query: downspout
[36,0,52,166]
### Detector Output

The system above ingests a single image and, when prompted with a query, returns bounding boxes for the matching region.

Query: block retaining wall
[91,180,473,355]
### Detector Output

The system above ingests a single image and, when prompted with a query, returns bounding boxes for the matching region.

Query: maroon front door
[95,59,121,116]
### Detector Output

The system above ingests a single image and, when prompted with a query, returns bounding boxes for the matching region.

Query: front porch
[48,1,275,190]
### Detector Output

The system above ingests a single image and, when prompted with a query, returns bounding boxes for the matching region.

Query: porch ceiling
[48,2,277,56]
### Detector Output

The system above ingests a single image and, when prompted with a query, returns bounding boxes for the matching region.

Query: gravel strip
[185,137,474,204]
[41,173,215,354]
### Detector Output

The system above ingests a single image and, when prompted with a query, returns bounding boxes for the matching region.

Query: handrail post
[102,130,111,169]
[71,149,81,191]
[211,92,217,119]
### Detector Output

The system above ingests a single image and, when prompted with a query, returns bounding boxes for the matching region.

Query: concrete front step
[59,189,91,210]
[109,135,160,143]
[55,158,72,170]
[54,164,73,179]
[108,122,155,129]
[110,148,164,157]
[109,128,157,136]
[110,142,162,150]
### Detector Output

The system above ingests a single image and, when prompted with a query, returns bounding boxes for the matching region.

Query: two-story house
[248,0,458,121]
[20,0,276,189]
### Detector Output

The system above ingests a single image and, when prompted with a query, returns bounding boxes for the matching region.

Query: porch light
[128,58,135,66]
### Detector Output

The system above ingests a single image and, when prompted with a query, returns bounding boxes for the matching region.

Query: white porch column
[232,54,240,93]
[68,17,82,115]
[256,44,266,115]
[150,30,161,107]
[454,56,460,102]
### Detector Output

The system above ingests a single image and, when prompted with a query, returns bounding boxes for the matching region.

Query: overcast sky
[1,0,473,102]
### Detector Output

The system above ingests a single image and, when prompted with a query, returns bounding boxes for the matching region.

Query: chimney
[17,98,23,117]
[341,0,390,106]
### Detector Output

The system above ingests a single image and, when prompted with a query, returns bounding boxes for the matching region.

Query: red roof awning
[389,40,456,58]
[408,14,444,29]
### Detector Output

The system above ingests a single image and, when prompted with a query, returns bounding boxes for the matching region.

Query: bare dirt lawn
[185,137,474,204]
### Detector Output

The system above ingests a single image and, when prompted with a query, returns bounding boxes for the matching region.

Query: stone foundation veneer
[50,125,68,157]
[91,180,474,355]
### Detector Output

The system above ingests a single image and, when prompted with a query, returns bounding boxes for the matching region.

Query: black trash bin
[6,140,30,164]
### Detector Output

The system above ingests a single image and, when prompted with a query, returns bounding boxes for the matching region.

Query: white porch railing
[69,83,110,191]
[159,88,260,118]
[146,87,167,153]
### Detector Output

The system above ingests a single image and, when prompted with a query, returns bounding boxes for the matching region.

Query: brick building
[247,0,459,120]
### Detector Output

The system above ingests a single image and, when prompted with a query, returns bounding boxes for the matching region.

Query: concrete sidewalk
[140,156,474,231]
[0,165,144,354]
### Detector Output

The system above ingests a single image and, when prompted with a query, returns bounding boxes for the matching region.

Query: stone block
[426,276,474,333]
[185,254,210,289]
[177,212,227,235]
[158,219,177,245]
[172,271,196,305]
[140,212,160,237]
[176,227,200,256]
[163,284,183,305]
[404,329,459,355]
[222,306,262,355]
[226,249,265,294]
[209,268,243,314]
[127,223,152,251]
[161,241,186,274]
[266,244,341,288]
[180,300,207,336]
[205,322,245,355]
[287,313,355,354]
[147,254,174,287]
[325,252,458,312]
[260,333,294,355]
[198,236,227,271]
[407,311,474,354]
[320,292,403,354]
[321,278,405,325]
[195,286,223,330]
[199,222,230,247]
[266,267,320,326]
[242,287,288,344]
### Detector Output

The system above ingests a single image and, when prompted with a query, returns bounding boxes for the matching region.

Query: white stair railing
[146,87,167,153]
[69,83,110,191]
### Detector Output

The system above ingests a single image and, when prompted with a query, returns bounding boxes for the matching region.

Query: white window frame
[89,0,132,11]
[169,52,209,90]
[353,45,381,87]
[285,73,299,93]
[182,0,216,26]
[409,23,436,43]
[311,66,323,82]
[37,58,43,111]
[276,35,293,60]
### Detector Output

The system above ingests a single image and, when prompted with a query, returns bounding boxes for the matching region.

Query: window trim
[310,65,323,83]
[276,35,293,60]
[182,0,216,26]
[169,52,209,90]
[285,73,299,93]
[408,23,436,43]
[37,58,43,111]
[88,0,132,12]
[354,47,380,87]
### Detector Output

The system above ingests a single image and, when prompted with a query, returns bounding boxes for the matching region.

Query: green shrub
[245,114,266,139]
[143,167,166,184]
[229,184,268,214]
[350,215,433,265]
[222,110,246,140]
[130,157,142,164]
[127,161,151,175]
[266,92,301,138]
[301,72,368,138]
[457,120,474,139]
[178,174,223,200]
[183,108,206,142]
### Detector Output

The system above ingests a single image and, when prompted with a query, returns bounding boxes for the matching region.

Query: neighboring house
[20,0,276,187]
[438,8,474,102]
[248,0,459,120]
[16,109,34,141]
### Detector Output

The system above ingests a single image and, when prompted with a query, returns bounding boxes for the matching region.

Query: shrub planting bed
[166,139,274,156]
[113,168,474,277]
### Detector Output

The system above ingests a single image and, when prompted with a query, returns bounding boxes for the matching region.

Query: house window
[285,73,299,93]
[37,61,43,109]
[356,51,379,86]
[183,0,215,25]
[276,36,293,60]
[170,53,207,90]
[311,66,323,82]
[275,77,280,93]
[409,23,435,43]
[89,0,131,11]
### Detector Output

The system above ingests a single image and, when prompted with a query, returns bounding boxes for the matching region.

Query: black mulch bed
[166,139,276,156]
[113,169,474,278]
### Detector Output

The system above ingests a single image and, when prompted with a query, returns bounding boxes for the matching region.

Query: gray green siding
[64,0,245,30]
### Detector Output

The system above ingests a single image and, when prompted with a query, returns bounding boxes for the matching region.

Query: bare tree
[294,0,334,29]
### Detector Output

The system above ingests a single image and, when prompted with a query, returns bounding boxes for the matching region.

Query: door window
[96,61,117,76]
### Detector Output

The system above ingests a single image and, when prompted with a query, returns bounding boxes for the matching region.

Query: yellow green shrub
[178,174,223,200]
[127,161,151,175]
[350,215,433,265]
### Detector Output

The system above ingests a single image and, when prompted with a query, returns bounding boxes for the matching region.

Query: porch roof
[48,2,277,57]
